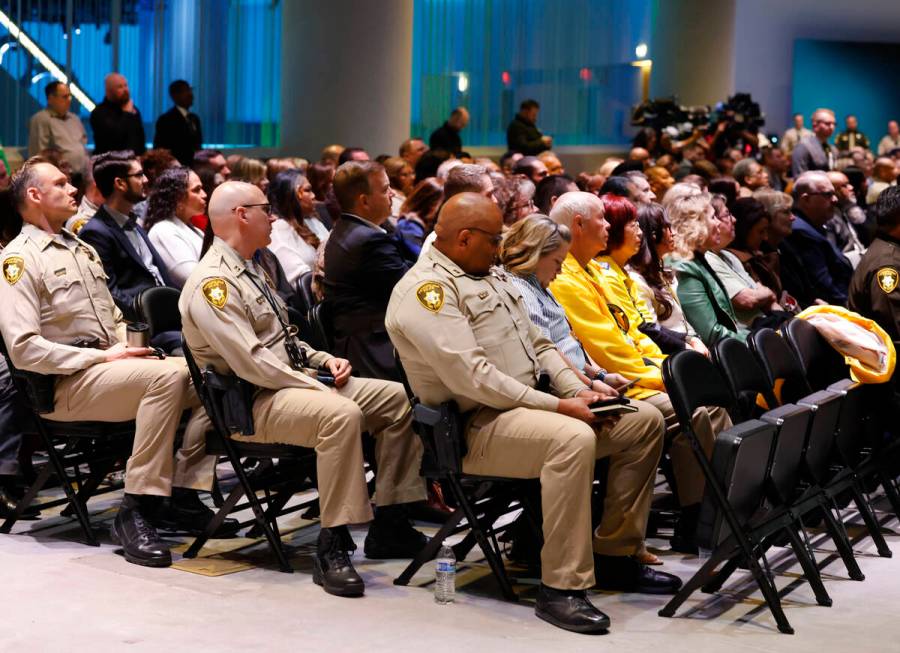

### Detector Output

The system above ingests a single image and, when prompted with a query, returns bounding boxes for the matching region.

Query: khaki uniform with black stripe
[178,238,425,528]
[0,223,216,496]
[385,246,665,591]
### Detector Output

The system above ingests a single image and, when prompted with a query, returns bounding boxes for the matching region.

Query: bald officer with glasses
[179,181,427,599]
[385,193,678,636]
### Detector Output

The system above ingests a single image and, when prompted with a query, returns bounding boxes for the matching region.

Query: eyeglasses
[123,170,146,178]
[232,203,273,215]
[805,191,836,198]
[463,226,503,245]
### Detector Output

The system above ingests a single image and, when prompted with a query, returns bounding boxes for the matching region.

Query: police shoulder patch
[2,256,25,285]
[877,267,899,294]
[416,281,444,312]
[202,278,229,309]
[70,218,89,235]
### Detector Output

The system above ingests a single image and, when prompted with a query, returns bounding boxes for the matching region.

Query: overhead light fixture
[457,72,469,93]
[0,8,95,110]
[635,43,648,59]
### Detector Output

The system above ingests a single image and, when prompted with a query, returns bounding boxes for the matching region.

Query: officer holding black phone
[179,181,427,599]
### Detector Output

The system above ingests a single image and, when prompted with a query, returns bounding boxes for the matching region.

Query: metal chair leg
[784,526,832,607]
[448,475,517,601]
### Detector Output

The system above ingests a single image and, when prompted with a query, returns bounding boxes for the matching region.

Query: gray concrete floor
[2,483,900,653]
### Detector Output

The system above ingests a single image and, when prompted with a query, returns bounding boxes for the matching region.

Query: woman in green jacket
[668,192,749,345]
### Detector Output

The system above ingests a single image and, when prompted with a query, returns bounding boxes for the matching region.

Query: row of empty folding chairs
[659,318,900,634]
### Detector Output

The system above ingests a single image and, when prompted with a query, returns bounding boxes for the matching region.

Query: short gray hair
[793,171,830,199]
[548,191,602,229]
[732,158,759,186]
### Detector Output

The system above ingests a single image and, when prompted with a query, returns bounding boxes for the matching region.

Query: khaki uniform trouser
[46,358,216,497]
[642,392,731,506]
[217,376,425,529]
[463,399,664,591]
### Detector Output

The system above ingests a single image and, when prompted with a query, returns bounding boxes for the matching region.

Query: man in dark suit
[78,151,179,351]
[323,161,416,380]
[90,73,146,156]
[786,171,853,305]
[153,80,202,166]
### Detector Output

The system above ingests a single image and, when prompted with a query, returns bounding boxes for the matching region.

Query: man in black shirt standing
[90,73,146,156]
[428,107,469,156]
[507,99,552,155]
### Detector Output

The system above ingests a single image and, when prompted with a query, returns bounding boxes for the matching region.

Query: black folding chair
[308,301,334,353]
[658,349,830,635]
[180,339,318,572]
[750,328,892,560]
[135,286,181,342]
[785,318,900,521]
[712,337,862,585]
[0,337,134,545]
[392,351,541,602]
[295,270,317,315]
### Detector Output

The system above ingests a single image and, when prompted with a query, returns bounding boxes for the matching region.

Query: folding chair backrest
[827,378,868,468]
[796,390,843,486]
[662,349,735,428]
[695,419,776,549]
[295,270,317,315]
[713,337,778,421]
[135,286,182,337]
[0,333,56,414]
[784,318,846,391]
[760,403,812,506]
[308,301,335,352]
[748,328,812,405]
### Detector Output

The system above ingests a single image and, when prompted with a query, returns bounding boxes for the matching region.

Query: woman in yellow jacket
[549,191,730,553]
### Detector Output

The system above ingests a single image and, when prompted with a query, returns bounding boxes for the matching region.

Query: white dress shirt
[269,218,317,286]
[147,217,204,288]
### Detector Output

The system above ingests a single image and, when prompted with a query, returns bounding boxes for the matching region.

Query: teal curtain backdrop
[792,39,900,147]
[0,0,281,150]
[411,0,652,147]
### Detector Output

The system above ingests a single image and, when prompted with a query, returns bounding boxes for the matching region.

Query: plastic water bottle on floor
[434,540,456,604]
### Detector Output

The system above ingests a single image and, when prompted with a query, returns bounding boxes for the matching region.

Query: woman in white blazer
[146,167,207,288]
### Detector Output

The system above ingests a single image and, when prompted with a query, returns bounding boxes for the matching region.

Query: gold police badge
[877,267,898,294]
[2,256,24,285]
[202,278,228,309]
[416,281,444,312]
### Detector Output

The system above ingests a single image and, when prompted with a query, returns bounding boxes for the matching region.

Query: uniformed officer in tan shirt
[849,186,900,341]
[386,193,681,635]
[179,181,426,598]
[0,157,220,568]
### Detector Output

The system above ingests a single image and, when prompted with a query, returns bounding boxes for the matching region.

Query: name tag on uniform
[54,268,67,276]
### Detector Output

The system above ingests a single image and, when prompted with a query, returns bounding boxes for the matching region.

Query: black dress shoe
[314,527,365,597]
[364,505,428,559]
[535,585,610,634]
[151,488,240,538]
[110,504,172,568]
[594,554,682,594]
[0,485,40,520]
